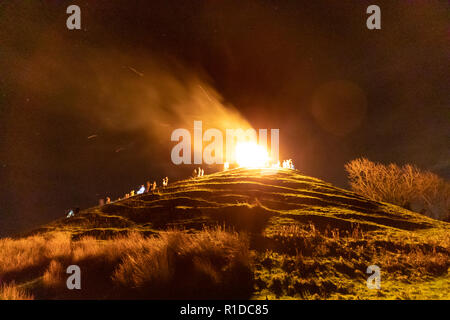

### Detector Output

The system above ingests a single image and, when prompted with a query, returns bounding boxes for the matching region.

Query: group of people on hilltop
[192,167,205,178]
[66,177,169,218]
[119,177,168,202]
[68,159,297,219]
[146,180,157,193]
[282,159,295,169]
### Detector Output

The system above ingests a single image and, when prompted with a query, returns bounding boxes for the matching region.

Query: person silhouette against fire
[137,185,145,195]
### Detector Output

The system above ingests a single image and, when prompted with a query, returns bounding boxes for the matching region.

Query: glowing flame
[235,142,269,168]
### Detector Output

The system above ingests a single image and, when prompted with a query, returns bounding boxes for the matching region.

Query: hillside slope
[6,168,450,299]
[35,168,444,237]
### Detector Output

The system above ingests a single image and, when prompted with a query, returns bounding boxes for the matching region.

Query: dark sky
[0,1,449,236]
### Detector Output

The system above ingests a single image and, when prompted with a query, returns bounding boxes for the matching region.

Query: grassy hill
[1,168,449,299]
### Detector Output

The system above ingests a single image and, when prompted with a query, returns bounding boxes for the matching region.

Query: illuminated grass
[8,168,449,299]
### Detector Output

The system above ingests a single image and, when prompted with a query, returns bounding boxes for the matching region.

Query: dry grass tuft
[112,227,252,298]
[0,227,253,299]
[0,282,34,300]
[0,232,71,279]
[42,260,65,288]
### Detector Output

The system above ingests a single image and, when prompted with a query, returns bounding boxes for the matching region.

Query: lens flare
[235,142,269,168]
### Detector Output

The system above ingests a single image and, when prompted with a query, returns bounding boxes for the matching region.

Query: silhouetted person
[137,185,145,194]
[66,209,74,218]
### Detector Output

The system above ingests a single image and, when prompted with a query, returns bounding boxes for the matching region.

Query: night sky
[0,1,449,236]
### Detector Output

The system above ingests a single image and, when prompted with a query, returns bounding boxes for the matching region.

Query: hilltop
[2,168,449,299]
[34,168,445,237]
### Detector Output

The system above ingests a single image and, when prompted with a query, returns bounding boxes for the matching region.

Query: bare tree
[345,158,449,220]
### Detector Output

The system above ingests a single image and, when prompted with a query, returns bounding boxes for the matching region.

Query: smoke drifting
[85,53,251,142]
[1,14,251,235]
[13,36,251,148]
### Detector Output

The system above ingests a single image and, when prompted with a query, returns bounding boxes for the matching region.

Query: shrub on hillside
[345,158,450,220]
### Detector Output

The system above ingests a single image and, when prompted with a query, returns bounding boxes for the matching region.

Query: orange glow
[235,142,269,168]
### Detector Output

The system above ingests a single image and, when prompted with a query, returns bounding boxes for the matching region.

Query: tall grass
[0,227,253,299]
[345,158,450,220]
[0,232,71,277]
[0,282,34,300]
[112,227,252,298]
